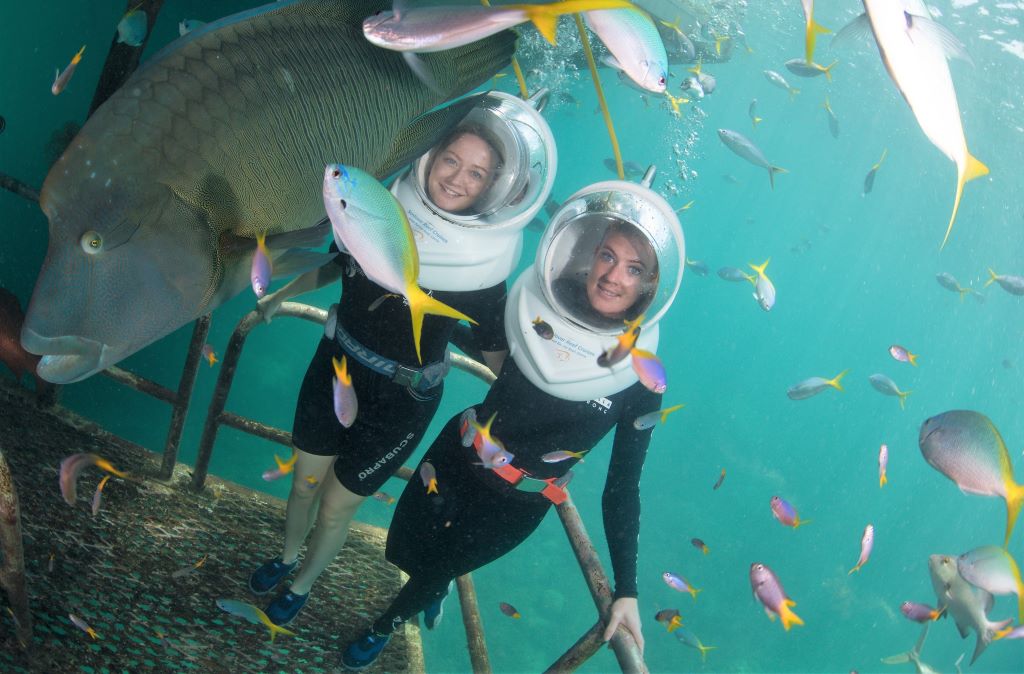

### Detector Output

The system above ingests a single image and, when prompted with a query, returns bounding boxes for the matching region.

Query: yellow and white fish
[800,0,830,63]
[323,164,475,363]
[860,0,988,248]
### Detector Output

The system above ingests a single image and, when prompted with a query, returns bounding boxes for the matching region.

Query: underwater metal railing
[191,301,648,673]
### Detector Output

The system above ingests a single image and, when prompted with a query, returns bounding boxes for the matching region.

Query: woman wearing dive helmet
[341,175,685,670]
[246,91,557,627]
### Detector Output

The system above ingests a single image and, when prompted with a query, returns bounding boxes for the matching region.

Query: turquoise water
[2,1,1024,672]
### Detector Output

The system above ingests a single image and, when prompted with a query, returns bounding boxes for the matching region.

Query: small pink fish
[51,45,86,95]
[630,348,667,394]
[848,524,874,574]
[654,608,683,632]
[662,571,701,599]
[712,468,726,491]
[372,491,395,505]
[499,602,521,618]
[878,443,889,487]
[69,613,97,639]
[770,496,810,528]
[261,452,297,482]
[420,461,438,494]
[250,233,272,298]
[332,355,358,428]
[471,413,515,469]
[201,344,218,367]
[171,554,208,579]
[888,344,918,366]
[749,562,803,630]
[91,475,110,516]
[59,453,129,506]
[900,601,944,623]
[598,315,644,367]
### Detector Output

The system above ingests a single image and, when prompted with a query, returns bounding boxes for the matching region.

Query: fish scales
[26,0,515,383]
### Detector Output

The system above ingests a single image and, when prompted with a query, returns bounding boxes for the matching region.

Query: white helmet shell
[506,178,685,401]
[392,90,557,291]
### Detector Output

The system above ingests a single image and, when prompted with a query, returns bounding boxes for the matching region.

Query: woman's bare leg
[287,473,366,594]
[281,449,336,564]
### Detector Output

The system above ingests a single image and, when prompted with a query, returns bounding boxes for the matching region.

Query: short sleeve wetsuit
[371,356,662,632]
[291,247,507,496]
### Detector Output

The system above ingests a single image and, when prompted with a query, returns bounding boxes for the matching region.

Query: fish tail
[72,45,86,64]
[752,116,762,128]
[697,642,718,662]
[405,285,476,364]
[908,352,918,367]
[898,390,911,411]
[847,562,862,575]
[768,166,787,190]
[879,471,887,488]
[806,20,831,62]
[788,86,800,99]
[689,586,702,601]
[822,60,838,82]
[779,599,804,631]
[794,517,812,528]
[827,369,849,391]
[659,403,685,424]
[941,152,989,250]
[260,614,296,643]
[748,258,771,277]
[1003,480,1024,548]
[93,458,129,479]
[985,268,998,288]
[427,479,439,495]
[332,355,351,386]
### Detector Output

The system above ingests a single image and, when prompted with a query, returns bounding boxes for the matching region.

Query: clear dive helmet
[391,89,557,291]
[505,168,686,401]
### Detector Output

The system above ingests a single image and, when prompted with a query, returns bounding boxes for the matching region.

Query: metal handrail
[190,301,647,672]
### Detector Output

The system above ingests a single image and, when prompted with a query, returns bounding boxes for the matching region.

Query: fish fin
[821,60,838,82]
[265,219,331,250]
[908,352,918,366]
[403,52,443,96]
[72,45,86,63]
[270,249,338,279]
[1004,480,1024,548]
[805,20,831,62]
[788,87,800,99]
[831,13,871,52]
[828,369,849,391]
[898,390,910,410]
[779,599,803,631]
[405,285,476,363]
[697,642,717,662]
[524,7,559,45]
[600,53,624,73]
[660,403,685,423]
[906,14,974,65]
[941,152,988,249]
[848,564,861,575]
[768,166,787,189]
[374,94,484,180]
[881,652,912,665]
[748,259,771,276]
[879,472,887,488]
[985,268,998,288]
[752,116,762,128]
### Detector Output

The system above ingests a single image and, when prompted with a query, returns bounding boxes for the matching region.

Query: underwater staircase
[0,303,648,673]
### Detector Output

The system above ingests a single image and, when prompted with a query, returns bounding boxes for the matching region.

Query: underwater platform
[0,379,424,673]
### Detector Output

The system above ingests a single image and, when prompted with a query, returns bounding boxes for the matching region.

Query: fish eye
[339,199,347,209]
[331,168,341,178]
[80,230,103,255]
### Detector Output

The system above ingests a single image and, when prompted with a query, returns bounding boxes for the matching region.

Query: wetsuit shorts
[291,336,443,496]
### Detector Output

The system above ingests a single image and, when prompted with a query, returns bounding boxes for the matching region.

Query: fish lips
[20,327,108,384]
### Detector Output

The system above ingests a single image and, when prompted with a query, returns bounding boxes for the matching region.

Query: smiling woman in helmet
[424,124,502,214]
[341,177,684,671]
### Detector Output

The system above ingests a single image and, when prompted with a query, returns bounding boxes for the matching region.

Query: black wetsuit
[291,250,507,496]
[372,357,661,633]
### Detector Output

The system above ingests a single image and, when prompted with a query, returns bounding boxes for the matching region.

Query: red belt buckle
[494,463,524,485]
[541,479,568,505]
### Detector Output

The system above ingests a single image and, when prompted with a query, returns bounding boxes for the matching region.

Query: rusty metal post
[551,496,648,674]
[543,621,606,674]
[88,0,166,116]
[0,446,31,647]
[0,172,39,203]
[190,303,326,492]
[159,314,210,479]
[455,574,492,674]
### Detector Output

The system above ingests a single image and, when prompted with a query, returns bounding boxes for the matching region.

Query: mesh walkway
[0,380,423,673]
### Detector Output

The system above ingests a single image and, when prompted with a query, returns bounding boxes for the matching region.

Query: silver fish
[985,269,1024,296]
[784,58,836,80]
[823,97,839,138]
[868,373,911,409]
[928,553,1012,665]
[684,258,708,276]
[717,129,786,189]
[787,370,848,400]
[748,98,761,128]
[748,258,775,311]
[22,0,513,384]
[717,266,753,283]
[763,69,799,97]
